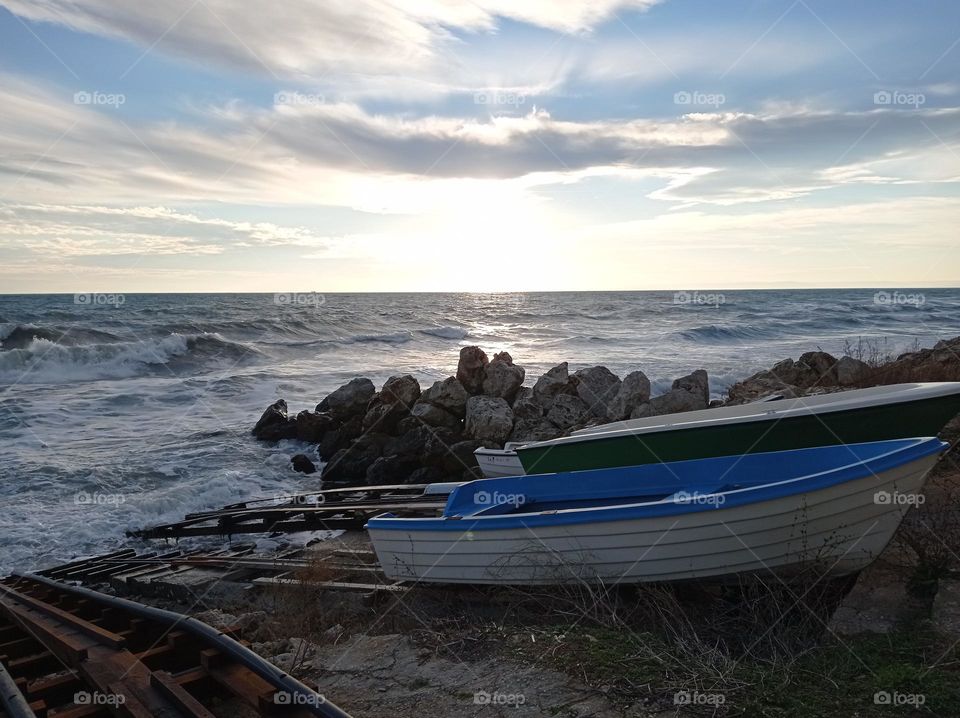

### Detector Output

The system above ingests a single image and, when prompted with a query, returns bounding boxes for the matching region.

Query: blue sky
[1,0,958,292]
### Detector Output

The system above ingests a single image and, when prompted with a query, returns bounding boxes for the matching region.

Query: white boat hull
[369,453,937,585]
[474,447,524,478]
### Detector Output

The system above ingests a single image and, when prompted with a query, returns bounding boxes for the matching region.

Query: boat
[368,437,946,585]
[474,382,960,476]
[474,442,525,478]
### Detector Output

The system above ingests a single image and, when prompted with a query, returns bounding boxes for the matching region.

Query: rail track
[0,574,352,718]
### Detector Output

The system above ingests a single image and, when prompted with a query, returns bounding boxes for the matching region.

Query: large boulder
[252,399,297,441]
[483,352,525,402]
[465,395,514,445]
[317,415,361,459]
[671,369,709,407]
[509,418,562,443]
[295,410,337,443]
[410,401,461,429]
[362,399,406,434]
[836,356,870,386]
[649,387,706,415]
[798,351,839,384]
[533,362,577,410]
[456,346,489,394]
[380,375,421,409]
[365,454,420,485]
[291,454,317,474]
[572,366,622,418]
[546,393,590,429]
[423,429,471,469]
[419,377,469,418]
[316,378,376,419]
[607,370,651,421]
[511,386,543,421]
[321,433,390,484]
[441,440,484,474]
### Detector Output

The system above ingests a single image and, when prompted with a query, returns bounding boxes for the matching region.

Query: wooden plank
[251,577,406,593]
[149,672,216,718]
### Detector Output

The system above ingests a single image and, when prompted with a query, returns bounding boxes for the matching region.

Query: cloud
[0,0,662,80]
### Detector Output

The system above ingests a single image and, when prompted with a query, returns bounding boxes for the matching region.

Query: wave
[0,324,124,350]
[419,325,468,340]
[0,332,257,384]
[678,324,775,342]
[350,331,413,344]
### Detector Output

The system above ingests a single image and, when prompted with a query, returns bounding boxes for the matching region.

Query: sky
[0,0,958,293]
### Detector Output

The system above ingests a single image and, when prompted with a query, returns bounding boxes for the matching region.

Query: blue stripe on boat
[366,438,946,532]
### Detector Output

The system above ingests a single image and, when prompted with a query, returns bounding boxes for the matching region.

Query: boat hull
[517,393,960,474]
[369,451,939,585]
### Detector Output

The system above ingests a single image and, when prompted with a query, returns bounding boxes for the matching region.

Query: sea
[1,289,958,574]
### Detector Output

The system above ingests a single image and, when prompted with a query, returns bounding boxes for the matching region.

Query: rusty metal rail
[0,574,353,718]
[130,485,449,540]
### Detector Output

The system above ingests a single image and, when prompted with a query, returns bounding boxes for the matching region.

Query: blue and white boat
[367,438,946,585]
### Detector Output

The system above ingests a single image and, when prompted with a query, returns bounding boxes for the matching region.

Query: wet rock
[316,378,376,419]
[482,352,525,402]
[465,395,514,445]
[572,366,621,418]
[380,375,421,409]
[533,362,577,410]
[547,393,590,429]
[386,425,433,458]
[456,346,489,394]
[295,410,337,443]
[320,433,390,483]
[366,454,420,485]
[511,386,543,420]
[671,369,709,407]
[419,377,469,418]
[291,454,317,474]
[318,415,361,459]
[410,401,461,429]
[836,355,870,386]
[607,370,651,421]
[509,418,562,443]
[252,399,297,441]
[362,398,406,434]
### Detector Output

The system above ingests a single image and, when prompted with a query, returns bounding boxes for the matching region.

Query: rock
[419,377,469,418]
[386,425,433,458]
[629,402,656,419]
[546,393,590,429]
[606,370,651,421]
[509,418,562,443]
[836,356,870,386]
[726,372,800,404]
[380,375,421,409]
[362,398,406,434]
[410,401,461,429]
[533,362,577,410]
[408,466,447,484]
[317,415,361,459]
[291,454,317,474]
[438,439,483,474]
[649,387,705,415]
[572,366,622,418]
[456,346,489,394]
[671,369,709,406]
[295,410,337,443]
[252,399,297,441]
[316,378,376,419]
[798,351,839,384]
[320,433,390,483]
[366,454,420,485]
[511,386,543,420]
[482,352,525,402]
[465,395,514,445]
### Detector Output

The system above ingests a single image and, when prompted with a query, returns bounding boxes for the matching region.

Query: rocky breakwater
[251,346,714,487]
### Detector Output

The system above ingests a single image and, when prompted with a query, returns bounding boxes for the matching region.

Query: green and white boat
[476,382,960,477]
